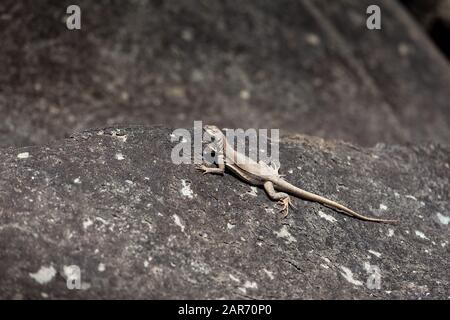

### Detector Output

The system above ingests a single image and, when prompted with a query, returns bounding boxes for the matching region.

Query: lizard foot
[196,164,213,175]
[277,197,294,218]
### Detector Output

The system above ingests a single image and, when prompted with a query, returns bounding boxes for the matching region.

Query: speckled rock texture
[0,126,448,299]
[0,0,449,148]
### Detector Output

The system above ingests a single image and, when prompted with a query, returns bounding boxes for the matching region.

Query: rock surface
[0,0,449,148]
[0,126,448,299]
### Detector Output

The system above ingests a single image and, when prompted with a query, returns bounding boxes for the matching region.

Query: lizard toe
[276,198,290,218]
[195,165,209,174]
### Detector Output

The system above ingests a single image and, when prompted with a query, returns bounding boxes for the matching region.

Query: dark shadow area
[400,0,450,59]
[429,18,450,58]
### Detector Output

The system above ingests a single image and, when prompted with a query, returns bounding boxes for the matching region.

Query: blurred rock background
[0,0,449,147]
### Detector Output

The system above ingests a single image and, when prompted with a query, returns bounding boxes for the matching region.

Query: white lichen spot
[244,281,258,289]
[168,86,186,98]
[238,287,247,294]
[318,210,337,223]
[190,260,210,275]
[181,29,193,41]
[229,274,240,283]
[247,186,258,197]
[73,177,82,184]
[112,131,127,142]
[340,266,363,286]
[239,90,251,100]
[144,261,149,268]
[121,92,129,101]
[379,204,388,211]
[17,152,30,159]
[264,207,275,214]
[288,169,293,174]
[415,230,429,240]
[180,179,194,199]
[172,214,185,232]
[387,228,395,237]
[95,216,108,225]
[320,264,329,269]
[305,33,320,46]
[151,266,163,276]
[368,250,382,258]
[83,218,93,230]
[98,263,105,272]
[436,213,449,225]
[263,269,274,280]
[398,43,412,56]
[274,226,297,243]
[191,69,204,82]
[227,223,235,230]
[363,262,381,289]
[321,257,331,264]
[63,265,80,282]
[115,153,125,161]
[441,241,448,248]
[29,265,56,284]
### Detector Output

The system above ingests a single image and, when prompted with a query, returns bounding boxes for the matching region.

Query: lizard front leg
[263,181,293,217]
[197,129,226,175]
[196,154,225,175]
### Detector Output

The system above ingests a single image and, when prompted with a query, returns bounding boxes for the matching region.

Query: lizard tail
[273,179,398,224]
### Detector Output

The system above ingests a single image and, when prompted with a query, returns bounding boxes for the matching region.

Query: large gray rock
[0,126,448,299]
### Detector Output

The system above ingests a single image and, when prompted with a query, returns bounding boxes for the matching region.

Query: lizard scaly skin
[197,125,397,224]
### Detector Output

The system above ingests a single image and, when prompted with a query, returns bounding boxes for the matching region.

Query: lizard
[196,125,397,224]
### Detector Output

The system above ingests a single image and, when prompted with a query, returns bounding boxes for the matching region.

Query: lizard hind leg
[263,181,294,218]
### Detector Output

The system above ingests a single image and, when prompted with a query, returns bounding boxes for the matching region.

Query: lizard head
[203,125,223,138]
